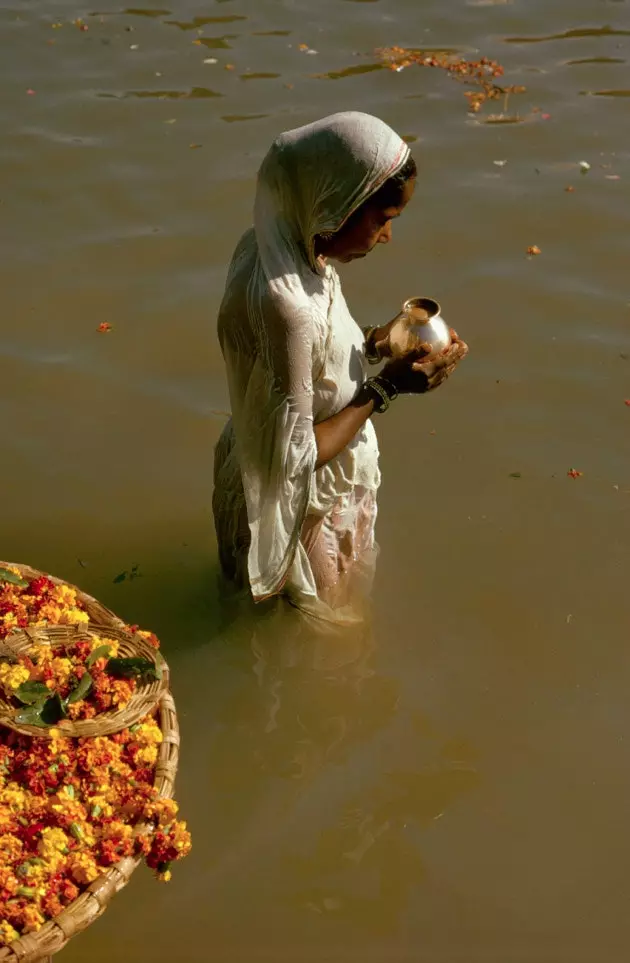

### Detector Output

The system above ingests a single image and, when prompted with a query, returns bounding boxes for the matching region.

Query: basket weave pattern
[0,623,169,738]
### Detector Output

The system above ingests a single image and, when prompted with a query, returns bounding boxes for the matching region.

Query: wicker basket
[0,689,180,963]
[0,623,169,738]
[0,562,127,635]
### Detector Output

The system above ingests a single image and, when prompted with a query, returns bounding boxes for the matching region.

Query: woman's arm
[314,385,376,469]
[314,332,468,469]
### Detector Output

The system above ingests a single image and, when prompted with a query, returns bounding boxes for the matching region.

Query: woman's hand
[381,329,468,395]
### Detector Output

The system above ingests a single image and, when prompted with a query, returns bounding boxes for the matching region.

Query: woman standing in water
[213,111,468,620]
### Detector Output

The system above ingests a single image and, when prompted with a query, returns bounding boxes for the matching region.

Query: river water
[1,0,630,960]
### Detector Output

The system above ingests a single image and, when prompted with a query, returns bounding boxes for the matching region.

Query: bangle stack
[365,375,399,414]
[363,326,381,365]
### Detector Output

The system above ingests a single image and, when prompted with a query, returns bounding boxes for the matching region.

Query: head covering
[219,112,410,606]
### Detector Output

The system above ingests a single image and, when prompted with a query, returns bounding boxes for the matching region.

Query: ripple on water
[240,72,281,81]
[580,88,630,96]
[566,56,626,65]
[164,15,247,29]
[315,63,386,80]
[221,114,269,123]
[98,87,223,99]
[505,25,630,43]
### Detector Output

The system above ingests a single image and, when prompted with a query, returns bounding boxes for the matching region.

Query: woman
[213,111,467,621]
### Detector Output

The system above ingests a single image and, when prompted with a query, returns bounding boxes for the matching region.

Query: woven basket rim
[0,623,169,739]
[0,689,180,963]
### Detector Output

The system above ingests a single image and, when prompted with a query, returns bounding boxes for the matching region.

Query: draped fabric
[213,112,409,616]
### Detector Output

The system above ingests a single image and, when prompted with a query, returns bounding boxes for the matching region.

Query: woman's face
[316,175,416,264]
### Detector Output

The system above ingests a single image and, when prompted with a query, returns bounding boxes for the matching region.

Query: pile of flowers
[0,566,191,949]
[0,632,159,727]
[0,719,191,946]
[0,568,89,640]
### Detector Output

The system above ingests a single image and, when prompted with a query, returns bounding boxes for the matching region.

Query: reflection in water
[203,597,479,934]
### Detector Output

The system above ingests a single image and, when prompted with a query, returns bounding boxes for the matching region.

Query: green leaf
[0,567,29,588]
[86,645,112,668]
[15,693,67,728]
[509,472,522,479]
[66,671,93,705]
[91,804,102,818]
[113,571,127,584]
[106,656,160,682]
[15,681,51,706]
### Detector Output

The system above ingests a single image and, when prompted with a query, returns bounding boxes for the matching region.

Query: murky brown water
[2,0,630,959]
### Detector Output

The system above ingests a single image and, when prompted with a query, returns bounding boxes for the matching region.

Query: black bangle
[365,375,398,413]
[363,327,380,365]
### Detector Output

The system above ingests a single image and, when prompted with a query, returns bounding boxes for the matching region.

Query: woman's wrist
[364,375,399,413]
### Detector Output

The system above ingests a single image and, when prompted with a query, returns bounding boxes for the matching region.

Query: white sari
[213,112,410,619]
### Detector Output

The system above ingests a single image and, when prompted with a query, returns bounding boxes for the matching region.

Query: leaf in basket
[86,644,112,668]
[15,681,51,705]
[106,656,160,682]
[66,671,93,704]
[0,567,29,588]
[15,693,67,727]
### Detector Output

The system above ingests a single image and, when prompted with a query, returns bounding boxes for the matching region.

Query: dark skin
[312,175,469,469]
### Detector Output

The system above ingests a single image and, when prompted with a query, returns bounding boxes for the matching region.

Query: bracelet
[363,326,381,365]
[365,375,398,414]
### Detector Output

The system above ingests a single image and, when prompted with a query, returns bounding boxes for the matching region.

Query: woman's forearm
[313,385,375,470]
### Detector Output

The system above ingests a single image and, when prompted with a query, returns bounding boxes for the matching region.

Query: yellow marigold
[0,662,30,692]
[38,827,70,861]
[157,869,172,883]
[0,833,23,862]
[0,868,19,897]
[50,657,73,686]
[1,784,27,811]
[90,636,119,658]
[69,852,100,885]
[62,608,89,626]
[131,721,163,747]
[50,584,78,607]
[1,613,18,630]
[100,820,133,842]
[21,905,45,934]
[135,745,158,767]
[0,921,19,947]
[29,643,53,664]
[87,795,114,818]
[144,797,178,826]
[37,603,63,624]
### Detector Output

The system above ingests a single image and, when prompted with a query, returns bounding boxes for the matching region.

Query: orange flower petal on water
[97,322,112,333]
[567,468,583,479]
[527,245,541,256]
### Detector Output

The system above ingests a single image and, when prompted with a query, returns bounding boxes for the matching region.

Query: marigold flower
[68,852,100,885]
[0,663,30,693]
[0,920,19,946]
